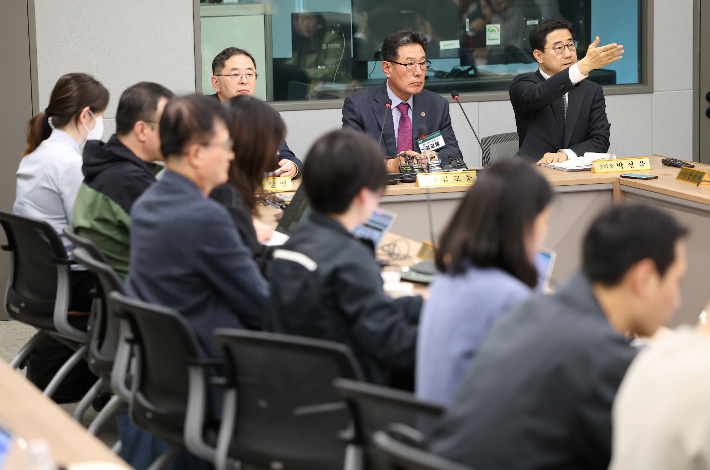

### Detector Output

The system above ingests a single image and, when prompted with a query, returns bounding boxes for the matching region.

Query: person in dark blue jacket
[268,129,422,387]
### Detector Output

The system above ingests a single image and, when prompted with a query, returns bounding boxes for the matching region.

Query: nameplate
[262,177,293,192]
[676,167,709,185]
[415,171,476,188]
[591,157,651,173]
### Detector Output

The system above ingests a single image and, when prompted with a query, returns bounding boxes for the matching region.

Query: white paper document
[541,153,616,171]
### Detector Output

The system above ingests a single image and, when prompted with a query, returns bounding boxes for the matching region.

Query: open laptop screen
[535,249,556,292]
[351,208,397,248]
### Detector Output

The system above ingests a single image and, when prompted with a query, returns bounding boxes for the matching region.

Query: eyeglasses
[388,60,432,72]
[214,72,258,82]
[200,139,234,151]
[546,41,578,55]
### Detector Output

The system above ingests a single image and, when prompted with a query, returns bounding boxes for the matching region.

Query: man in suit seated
[430,203,688,470]
[510,18,623,164]
[342,30,463,173]
[210,46,302,178]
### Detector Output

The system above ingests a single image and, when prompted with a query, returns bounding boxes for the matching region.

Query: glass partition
[199,0,642,102]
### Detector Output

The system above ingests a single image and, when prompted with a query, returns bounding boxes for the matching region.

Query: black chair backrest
[110,291,202,447]
[373,427,475,470]
[213,329,365,470]
[0,210,70,330]
[480,132,519,167]
[63,227,109,265]
[334,378,445,470]
[72,248,125,377]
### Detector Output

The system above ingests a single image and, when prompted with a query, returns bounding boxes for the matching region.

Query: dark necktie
[396,102,412,153]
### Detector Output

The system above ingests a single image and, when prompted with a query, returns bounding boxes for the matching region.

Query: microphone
[378,99,393,150]
[451,90,483,167]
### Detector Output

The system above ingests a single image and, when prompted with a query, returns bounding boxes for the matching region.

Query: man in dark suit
[510,18,623,164]
[210,47,302,178]
[430,204,688,470]
[342,30,463,172]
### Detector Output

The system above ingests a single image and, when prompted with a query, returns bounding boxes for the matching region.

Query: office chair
[373,425,475,470]
[212,329,365,470]
[334,378,445,470]
[480,132,519,167]
[0,211,91,398]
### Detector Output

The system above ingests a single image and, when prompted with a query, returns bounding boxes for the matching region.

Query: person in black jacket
[268,128,422,387]
[210,95,287,279]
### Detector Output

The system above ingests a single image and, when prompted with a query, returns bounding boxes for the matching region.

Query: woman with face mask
[13,72,109,403]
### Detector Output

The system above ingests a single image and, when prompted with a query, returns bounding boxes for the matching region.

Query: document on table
[541,153,615,171]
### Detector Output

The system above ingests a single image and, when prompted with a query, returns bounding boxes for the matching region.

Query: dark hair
[582,204,688,286]
[225,95,286,215]
[303,129,388,214]
[381,30,428,62]
[115,82,175,136]
[436,159,553,287]
[159,94,229,159]
[528,18,576,52]
[212,47,257,75]
[24,73,109,156]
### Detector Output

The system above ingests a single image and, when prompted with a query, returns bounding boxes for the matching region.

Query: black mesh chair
[334,378,445,470]
[480,132,519,167]
[63,227,109,265]
[70,247,126,433]
[0,210,91,398]
[110,292,219,470]
[212,329,365,470]
[373,426,474,470]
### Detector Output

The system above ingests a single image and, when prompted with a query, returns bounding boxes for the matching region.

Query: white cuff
[568,63,587,85]
[559,149,579,159]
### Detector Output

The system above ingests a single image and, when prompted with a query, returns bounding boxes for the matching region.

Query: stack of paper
[541,153,616,172]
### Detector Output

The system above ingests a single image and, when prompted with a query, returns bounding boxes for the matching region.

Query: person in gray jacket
[430,203,688,470]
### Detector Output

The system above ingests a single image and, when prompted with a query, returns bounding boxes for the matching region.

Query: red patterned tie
[396,102,412,153]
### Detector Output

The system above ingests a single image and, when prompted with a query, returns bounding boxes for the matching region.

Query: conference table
[0,358,130,469]
[376,155,710,327]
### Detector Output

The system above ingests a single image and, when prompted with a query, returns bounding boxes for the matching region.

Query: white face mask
[83,110,104,141]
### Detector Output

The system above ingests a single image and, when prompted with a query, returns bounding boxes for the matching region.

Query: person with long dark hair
[416,158,553,404]
[210,95,286,279]
[13,72,109,403]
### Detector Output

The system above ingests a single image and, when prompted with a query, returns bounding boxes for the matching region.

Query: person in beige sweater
[609,302,710,470]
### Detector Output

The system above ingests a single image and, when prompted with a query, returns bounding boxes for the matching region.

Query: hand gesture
[537,151,568,166]
[578,37,623,76]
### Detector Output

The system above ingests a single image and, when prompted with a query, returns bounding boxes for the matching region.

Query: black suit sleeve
[342,93,365,132]
[438,99,461,165]
[568,86,611,156]
[277,141,302,179]
[509,69,574,118]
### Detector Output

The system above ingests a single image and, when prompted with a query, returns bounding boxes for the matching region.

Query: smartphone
[620,173,658,180]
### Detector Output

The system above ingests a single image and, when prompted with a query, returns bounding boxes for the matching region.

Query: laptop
[267,185,397,248]
[535,248,556,292]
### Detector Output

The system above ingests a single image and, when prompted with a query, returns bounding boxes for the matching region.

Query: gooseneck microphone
[451,90,484,157]
[378,99,393,150]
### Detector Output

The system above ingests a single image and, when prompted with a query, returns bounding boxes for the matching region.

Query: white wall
[34,0,197,139]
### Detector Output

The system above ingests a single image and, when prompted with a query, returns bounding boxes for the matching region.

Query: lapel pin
[421,112,426,117]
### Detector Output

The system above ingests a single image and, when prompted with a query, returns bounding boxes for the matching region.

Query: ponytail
[23,111,53,156]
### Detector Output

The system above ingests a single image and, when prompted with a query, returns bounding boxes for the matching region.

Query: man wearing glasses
[342,30,463,173]
[511,18,623,164]
[210,47,301,178]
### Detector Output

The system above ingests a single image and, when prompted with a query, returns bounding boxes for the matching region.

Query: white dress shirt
[14,129,84,258]
[386,80,414,150]
[539,63,587,158]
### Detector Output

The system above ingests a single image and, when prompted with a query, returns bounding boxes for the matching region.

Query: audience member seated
[73,82,174,280]
[416,159,552,405]
[121,95,268,470]
[268,129,422,387]
[14,72,109,403]
[210,95,286,279]
[608,300,710,470]
[430,203,688,470]
[210,46,301,178]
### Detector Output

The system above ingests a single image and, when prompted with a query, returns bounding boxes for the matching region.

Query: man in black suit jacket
[430,204,689,470]
[342,30,462,172]
[210,47,302,178]
[510,18,623,164]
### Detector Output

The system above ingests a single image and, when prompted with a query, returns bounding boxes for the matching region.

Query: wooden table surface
[0,359,130,469]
